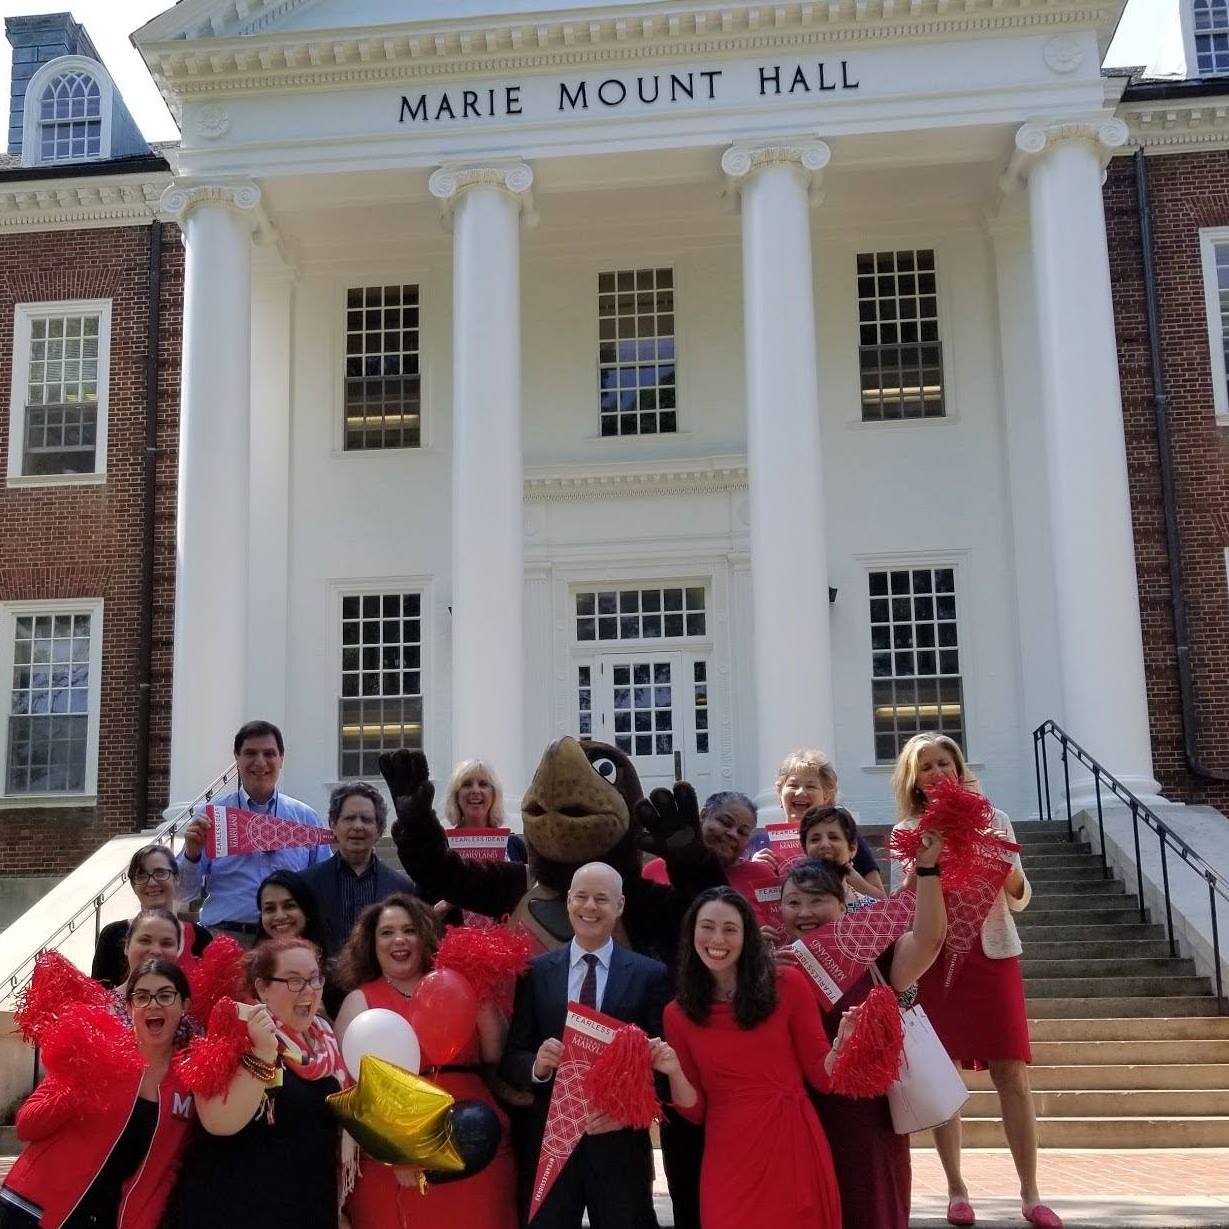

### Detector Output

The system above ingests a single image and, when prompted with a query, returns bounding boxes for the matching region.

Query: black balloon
[425,1099,501,1184]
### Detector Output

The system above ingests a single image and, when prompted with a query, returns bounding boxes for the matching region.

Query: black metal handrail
[1,763,237,1006]
[1033,719,1228,1012]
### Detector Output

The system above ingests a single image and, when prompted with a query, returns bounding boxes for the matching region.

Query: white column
[160,181,260,803]
[722,141,835,809]
[429,163,533,794]
[1007,119,1159,797]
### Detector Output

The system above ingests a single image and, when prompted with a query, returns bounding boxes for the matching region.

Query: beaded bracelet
[240,1051,279,1084]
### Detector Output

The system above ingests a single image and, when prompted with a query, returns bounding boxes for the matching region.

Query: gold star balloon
[327,1055,464,1172]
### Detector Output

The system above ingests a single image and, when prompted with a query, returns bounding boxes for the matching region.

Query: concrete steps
[927,821,1229,1149]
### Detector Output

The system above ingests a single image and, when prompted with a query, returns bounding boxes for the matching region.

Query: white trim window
[869,566,964,763]
[1192,0,1229,76]
[575,585,706,642]
[338,591,424,777]
[20,56,115,168]
[1199,230,1229,420]
[598,268,677,437]
[342,284,421,451]
[7,299,111,483]
[857,249,945,421]
[0,600,103,801]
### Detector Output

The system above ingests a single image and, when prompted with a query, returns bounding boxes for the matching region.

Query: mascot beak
[521,737,631,864]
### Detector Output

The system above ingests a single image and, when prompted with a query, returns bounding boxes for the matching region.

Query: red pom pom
[828,984,905,1100]
[186,936,245,1028]
[583,1024,660,1130]
[14,952,109,1045]
[435,924,533,1003]
[889,778,1019,892]
[39,1003,143,1115]
[175,997,250,1099]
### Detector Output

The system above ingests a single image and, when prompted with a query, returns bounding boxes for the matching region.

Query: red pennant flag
[938,851,1012,990]
[530,1003,629,1223]
[788,889,917,1009]
[202,805,334,858]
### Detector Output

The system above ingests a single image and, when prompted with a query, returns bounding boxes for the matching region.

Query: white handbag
[868,964,969,1135]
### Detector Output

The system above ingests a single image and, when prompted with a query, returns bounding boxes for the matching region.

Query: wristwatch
[915,863,942,878]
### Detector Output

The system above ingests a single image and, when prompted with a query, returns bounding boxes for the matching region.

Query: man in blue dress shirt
[178,720,328,942]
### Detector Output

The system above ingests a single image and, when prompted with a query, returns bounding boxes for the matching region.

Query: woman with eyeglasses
[92,845,213,988]
[173,938,343,1229]
[0,958,197,1229]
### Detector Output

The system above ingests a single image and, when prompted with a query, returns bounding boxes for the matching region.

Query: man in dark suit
[300,781,416,954]
[503,861,669,1229]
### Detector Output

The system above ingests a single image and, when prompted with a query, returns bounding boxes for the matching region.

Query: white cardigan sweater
[891,808,1031,959]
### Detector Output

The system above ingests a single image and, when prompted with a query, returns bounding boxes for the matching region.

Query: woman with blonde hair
[442,758,526,864]
[891,732,1058,1229]
[774,749,884,898]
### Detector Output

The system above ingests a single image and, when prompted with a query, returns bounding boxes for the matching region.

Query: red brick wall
[0,223,182,873]
[1105,152,1229,811]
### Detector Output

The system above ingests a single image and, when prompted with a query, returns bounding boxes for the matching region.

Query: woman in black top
[92,845,213,988]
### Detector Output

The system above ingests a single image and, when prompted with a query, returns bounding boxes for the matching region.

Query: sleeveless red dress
[344,979,518,1229]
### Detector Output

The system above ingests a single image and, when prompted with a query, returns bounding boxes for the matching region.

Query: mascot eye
[591,757,617,781]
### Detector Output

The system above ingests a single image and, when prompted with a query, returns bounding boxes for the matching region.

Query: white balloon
[341,1008,421,1080]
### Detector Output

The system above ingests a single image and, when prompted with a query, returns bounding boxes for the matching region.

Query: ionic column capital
[721,139,831,207]
[1001,117,1129,194]
[428,161,536,228]
[159,179,262,223]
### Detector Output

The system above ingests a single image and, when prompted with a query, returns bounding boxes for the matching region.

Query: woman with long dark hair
[651,887,854,1229]
[0,959,196,1229]
[253,870,329,951]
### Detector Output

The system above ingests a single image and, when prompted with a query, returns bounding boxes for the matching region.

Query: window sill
[5,472,106,489]
[1216,415,1229,430]
[0,792,97,811]
[328,446,438,461]
[846,415,958,432]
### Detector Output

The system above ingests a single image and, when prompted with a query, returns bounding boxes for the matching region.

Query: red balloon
[411,969,479,1065]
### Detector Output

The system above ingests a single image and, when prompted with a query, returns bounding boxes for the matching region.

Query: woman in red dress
[333,893,518,1229]
[892,732,1059,1229]
[778,847,945,1229]
[652,886,854,1229]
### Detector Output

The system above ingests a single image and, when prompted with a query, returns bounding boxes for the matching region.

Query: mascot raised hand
[381,737,722,963]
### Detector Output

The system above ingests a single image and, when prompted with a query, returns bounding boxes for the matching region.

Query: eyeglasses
[267,974,325,993]
[133,868,173,885]
[130,987,182,1008]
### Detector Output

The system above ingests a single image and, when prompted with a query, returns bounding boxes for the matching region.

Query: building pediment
[136,0,1127,106]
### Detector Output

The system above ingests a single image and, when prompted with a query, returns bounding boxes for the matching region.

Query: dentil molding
[1000,117,1129,193]
[1120,102,1229,155]
[0,176,169,232]
[136,2,1123,104]
[524,457,749,503]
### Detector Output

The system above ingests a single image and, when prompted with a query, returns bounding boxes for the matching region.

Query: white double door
[577,649,713,797]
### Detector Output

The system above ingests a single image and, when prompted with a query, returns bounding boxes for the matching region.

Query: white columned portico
[429,163,534,792]
[1006,119,1159,798]
[722,141,835,809]
[160,181,260,803]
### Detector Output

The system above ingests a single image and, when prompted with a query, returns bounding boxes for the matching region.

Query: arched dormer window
[1190,0,1229,76]
[20,55,114,168]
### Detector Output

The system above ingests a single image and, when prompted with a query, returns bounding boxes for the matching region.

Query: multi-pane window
[338,593,423,777]
[857,249,944,421]
[693,661,709,755]
[6,611,93,794]
[1194,0,1229,75]
[1200,233,1229,417]
[17,309,103,477]
[598,268,676,437]
[577,666,593,738]
[575,587,705,642]
[869,567,964,762]
[613,662,673,758]
[343,285,421,451]
[38,71,101,162]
